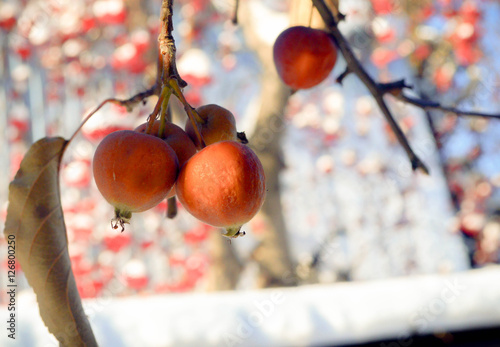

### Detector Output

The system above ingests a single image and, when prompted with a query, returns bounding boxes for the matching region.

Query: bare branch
[159,0,187,87]
[232,0,240,24]
[118,85,159,112]
[396,93,500,120]
[372,76,499,119]
[378,79,412,94]
[312,0,429,174]
[69,86,159,143]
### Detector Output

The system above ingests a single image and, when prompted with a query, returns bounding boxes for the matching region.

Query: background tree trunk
[205,0,297,289]
[205,231,243,290]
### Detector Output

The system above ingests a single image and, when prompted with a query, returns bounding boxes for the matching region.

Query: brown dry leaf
[4,137,98,347]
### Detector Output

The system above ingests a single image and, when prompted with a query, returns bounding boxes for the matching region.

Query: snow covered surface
[2,266,500,347]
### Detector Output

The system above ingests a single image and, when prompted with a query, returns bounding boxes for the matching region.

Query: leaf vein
[28,202,61,264]
[11,140,65,240]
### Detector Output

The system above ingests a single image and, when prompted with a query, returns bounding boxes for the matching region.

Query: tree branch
[119,85,159,112]
[159,0,186,87]
[312,0,429,174]
[396,93,500,119]
[378,79,412,94]
[232,0,240,24]
[312,0,500,174]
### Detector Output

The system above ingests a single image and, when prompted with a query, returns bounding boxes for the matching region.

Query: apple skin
[185,104,237,149]
[93,130,179,218]
[176,141,266,237]
[273,26,337,89]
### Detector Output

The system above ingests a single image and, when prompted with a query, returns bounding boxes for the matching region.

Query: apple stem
[169,78,207,148]
[145,87,169,134]
[158,88,173,138]
[167,196,177,218]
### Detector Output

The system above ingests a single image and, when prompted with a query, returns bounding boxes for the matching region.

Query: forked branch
[312,0,500,174]
[312,0,429,173]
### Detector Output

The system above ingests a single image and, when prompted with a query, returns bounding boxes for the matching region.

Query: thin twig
[68,99,117,144]
[312,0,429,174]
[232,0,240,24]
[412,79,460,210]
[397,93,500,119]
[118,85,159,111]
[335,66,351,85]
[68,87,158,144]
[325,0,345,22]
[378,79,412,93]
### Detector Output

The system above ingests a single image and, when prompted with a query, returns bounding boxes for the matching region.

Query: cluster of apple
[273,26,338,89]
[92,103,266,239]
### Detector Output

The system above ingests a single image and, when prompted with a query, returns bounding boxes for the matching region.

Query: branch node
[336,67,352,85]
[411,157,430,175]
[158,0,187,88]
[118,86,159,111]
[378,79,412,95]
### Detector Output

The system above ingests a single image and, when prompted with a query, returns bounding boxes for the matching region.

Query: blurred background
[0,0,499,346]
